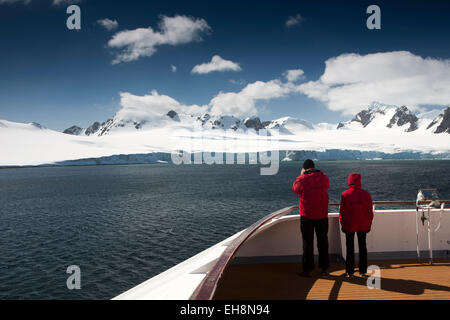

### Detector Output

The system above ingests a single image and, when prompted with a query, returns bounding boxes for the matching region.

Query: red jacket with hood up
[339,173,374,233]
[292,168,330,220]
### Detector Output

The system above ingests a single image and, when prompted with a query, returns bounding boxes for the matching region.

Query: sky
[0,0,450,131]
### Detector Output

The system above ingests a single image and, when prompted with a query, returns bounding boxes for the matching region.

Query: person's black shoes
[319,270,329,277]
[345,272,354,278]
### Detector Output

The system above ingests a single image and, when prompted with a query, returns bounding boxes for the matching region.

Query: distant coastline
[1,150,449,169]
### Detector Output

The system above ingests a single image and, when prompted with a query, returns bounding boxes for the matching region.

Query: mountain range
[62,102,450,137]
[1,102,449,167]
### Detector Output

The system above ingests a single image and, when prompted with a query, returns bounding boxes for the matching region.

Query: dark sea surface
[0,161,449,299]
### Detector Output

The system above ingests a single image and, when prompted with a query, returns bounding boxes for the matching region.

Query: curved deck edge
[190,201,450,300]
[190,206,297,300]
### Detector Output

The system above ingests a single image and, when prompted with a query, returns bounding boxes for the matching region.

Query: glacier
[0,102,449,167]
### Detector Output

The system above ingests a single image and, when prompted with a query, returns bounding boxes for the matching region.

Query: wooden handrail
[190,200,449,300]
[190,206,297,300]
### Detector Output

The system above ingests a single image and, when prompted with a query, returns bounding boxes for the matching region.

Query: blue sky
[1,0,450,131]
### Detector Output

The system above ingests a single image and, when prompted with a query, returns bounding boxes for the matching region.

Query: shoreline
[1,152,450,170]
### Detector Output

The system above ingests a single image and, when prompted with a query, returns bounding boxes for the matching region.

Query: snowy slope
[263,117,314,135]
[70,102,450,137]
[426,107,450,134]
[0,102,449,166]
[337,102,450,134]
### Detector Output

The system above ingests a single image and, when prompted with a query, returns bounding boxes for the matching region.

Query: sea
[0,160,449,299]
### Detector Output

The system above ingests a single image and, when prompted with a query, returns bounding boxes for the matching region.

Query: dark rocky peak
[133,120,147,129]
[98,119,113,136]
[30,122,45,129]
[167,110,178,119]
[352,108,385,127]
[434,107,450,134]
[197,113,211,125]
[85,122,101,136]
[63,122,102,136]
[243,117,264,131]
[63,125,83,135]
[387,106,418,132]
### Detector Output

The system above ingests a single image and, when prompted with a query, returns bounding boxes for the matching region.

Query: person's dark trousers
[300,216,329,272]
[344,231,368,275]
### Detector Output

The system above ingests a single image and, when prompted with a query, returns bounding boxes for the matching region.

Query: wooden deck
[213,259,450,300]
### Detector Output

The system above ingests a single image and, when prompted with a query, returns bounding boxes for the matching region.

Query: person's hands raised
[301,168,305,175]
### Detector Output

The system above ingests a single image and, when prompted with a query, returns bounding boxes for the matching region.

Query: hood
[348,172,362,189]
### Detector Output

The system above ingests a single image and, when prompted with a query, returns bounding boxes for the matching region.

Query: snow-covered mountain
[262,117,315,135]
[63,111,248,136]
[63,121,102,136]
[427,106,450,134]
[64,101,449,137]
[1,102,449,167]
[336,102,449,134]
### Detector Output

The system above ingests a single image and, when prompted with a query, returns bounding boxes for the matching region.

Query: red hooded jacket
[292,169,330,219]
[339,173,374,232]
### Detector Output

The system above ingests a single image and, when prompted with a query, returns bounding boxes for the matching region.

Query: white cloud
[229,79,247,86]
[52,0,81,5]
[286,14,303,28]
[0,0,31,4]
[117,77,295,120]
[171,65,177,72]
[283,68,305,82]
[98,18,119,31]
[119,91,180,121]
[118,90,208,122]
[192,55,241,74]
[297,51,450,115]
[209,80,292,117]
[0,0,78,5]
[108,15,211,64]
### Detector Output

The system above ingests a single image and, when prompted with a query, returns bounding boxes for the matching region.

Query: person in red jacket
[339,172,374,276]
[292,159,330,276]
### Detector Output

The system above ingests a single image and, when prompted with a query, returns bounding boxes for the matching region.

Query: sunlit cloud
[0,0,31,4]
[52,0,81,5]
[297,51,450,115]
[192,55,241,74]
[285,13,303,28]
[108,15,211,64]
[283,68,305,82]
[98,18,119,31]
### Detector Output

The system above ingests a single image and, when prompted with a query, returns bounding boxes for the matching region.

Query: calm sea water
[0,161,449,299]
